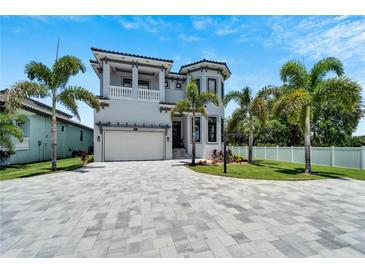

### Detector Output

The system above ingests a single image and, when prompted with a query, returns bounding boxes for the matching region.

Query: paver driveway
[1,160,365,258]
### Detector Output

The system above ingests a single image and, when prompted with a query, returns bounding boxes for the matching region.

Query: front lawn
[188,160,365,181]
[0,156,91,181]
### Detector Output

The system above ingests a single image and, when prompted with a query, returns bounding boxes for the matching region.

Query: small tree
[5,56,100,171]
[0,111,26,155]
[171,82,219,166]
[224,86,268,163]
[277,57,361,174]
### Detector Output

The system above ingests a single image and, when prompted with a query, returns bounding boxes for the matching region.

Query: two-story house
[90,47,231,161]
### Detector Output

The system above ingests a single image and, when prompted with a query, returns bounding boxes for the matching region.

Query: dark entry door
[172,121,182,148]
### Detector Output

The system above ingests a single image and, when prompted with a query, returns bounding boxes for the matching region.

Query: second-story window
[208,78,217,93]
[138,80,150,90]
[80,130,83,142]
[194,79,201,94]
[122,78,132,88]
[122,78,150,89]
[165,80,170,89]
[221,81,224,100]
[176,82,182,89]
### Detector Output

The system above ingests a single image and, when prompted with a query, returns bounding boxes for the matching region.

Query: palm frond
[58,93,80,120]
[223,90,243,106]
[196,105,207,117]
[257,85,282,99]
[227,108,246,131]
[280,60,308,88]
[25,61,52,86]
[185,82,199,101]
[52,55,86,88]
[58,86,100,120]
[199,91,219,106]
[5,81,48,113]
[250,97,269,126]
[313,77,361,112]
[171,98,192,118]
[310,57,344,87]
[273,89,311,125]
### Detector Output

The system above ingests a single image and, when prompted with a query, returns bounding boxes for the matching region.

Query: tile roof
[179,59,231,74]
[91,47,174,63]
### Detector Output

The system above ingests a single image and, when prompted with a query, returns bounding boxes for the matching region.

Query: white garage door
[104,130,164,161]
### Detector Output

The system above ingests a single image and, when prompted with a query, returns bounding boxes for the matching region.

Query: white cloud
[216,28,238,36]
[119,16,171,33]
[267,16,365,63]
[200,48,217,59]
[192,16,246,36]
[120,19,138,29]
[192,17,213,30]
[178,34,202,42]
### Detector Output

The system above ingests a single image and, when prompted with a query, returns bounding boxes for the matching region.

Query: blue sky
[1,16,364,135]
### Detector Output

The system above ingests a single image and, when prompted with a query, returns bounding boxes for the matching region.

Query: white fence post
[276,145,279,161]
[361,146,365,170]
[291,146,294,162]
[264,146,267,160]
[330,146,335,167]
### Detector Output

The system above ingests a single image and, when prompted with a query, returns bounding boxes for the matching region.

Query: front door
[172,121,182,148]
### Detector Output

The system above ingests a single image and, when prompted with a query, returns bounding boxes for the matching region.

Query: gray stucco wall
[6,110,93,165]
[93,99,173,161]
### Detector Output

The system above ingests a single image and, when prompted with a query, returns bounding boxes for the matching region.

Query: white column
[361,146,365,170]
[330,146,335,167]
[159,67,165,102]
[291,146,294,162]
[186,71,192,83]
[201,68,207,93]
[132,63,138,98]
[102,59,110,98]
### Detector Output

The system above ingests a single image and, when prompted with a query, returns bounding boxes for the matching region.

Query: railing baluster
[109,85,160,101]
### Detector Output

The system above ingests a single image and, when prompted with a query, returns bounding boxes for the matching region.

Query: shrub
[211,148,233,162]
[0,150,14,159]
[80,151,88,164]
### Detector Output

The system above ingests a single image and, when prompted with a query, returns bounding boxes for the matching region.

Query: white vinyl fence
[230,146,365,170]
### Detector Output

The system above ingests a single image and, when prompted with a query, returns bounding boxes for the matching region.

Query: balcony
[109,86,160,102]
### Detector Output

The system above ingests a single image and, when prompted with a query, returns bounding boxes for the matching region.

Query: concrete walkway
[1,160,364,257]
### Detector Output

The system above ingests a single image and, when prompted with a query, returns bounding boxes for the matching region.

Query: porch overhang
[95,121,170,134]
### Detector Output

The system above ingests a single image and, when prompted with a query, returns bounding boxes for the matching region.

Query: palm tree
[0,111,26,154]
[224,87,268,163]
[5,56,100,171]
[171,82,219,166]
[276,57,361,174]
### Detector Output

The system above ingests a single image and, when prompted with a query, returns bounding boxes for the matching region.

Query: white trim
[207,115,218,143]
[15,137,30,151]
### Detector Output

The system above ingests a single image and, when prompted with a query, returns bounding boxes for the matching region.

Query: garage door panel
[104,130,164,161]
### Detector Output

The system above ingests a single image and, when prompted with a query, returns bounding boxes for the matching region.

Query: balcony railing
[109,86,160,102]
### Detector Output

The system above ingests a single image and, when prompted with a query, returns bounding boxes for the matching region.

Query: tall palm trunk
[51,91,57,171]
[304,105,311,174]
[191,112,196,166]
[248,122,254,163]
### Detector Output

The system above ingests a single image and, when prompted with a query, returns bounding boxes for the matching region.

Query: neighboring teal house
[0,90,93,165]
